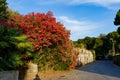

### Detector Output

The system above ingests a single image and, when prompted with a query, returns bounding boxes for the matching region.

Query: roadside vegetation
[0,0,77,71]
[0,0,120,72]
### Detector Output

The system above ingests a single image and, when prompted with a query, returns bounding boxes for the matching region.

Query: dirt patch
[38,70,71,80]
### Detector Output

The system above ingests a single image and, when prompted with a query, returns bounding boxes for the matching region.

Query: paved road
[41,60,120,80]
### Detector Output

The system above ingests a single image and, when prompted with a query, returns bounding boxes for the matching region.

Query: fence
[113,55,120,66]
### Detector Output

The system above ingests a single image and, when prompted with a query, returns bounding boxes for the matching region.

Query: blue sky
[7,0,120,41]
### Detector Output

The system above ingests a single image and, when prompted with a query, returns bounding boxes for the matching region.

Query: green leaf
[0,41,9,48]
[26,51,32,56]
[12,35,27,42]
[17,42,32,49]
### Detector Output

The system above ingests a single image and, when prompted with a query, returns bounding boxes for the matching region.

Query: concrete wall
[0,70,19,80]
[19,63,38,80]
[24,63,38,80]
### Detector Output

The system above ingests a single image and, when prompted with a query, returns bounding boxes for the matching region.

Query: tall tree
[114,9,120,34]
[0,0,8,26]
[0,0,7,19]
[6,8,19,20]
[114,9,120,26]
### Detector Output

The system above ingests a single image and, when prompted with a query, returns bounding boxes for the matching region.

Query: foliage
[0,0,8,27]
[74,29,120,60]
[78,43,85,48]
[6,12,77,70]
[117,27,120,34]
[6,8,19,20]
[114,9,120,26]
[76,37,95,50]
[0,26,32,71]
[84,37,95,50]
[0,0,7,19]
[114,9,120,34]
[94,38,103,49]
[107,31,119,39]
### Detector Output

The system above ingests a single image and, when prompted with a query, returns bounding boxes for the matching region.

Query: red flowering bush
[7,12,77,70]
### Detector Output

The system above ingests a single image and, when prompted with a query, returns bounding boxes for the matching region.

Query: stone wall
[75,48,94,66]
[0,70,19,80]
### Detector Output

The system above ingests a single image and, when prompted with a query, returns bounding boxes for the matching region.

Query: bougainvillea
[6,11,77,70]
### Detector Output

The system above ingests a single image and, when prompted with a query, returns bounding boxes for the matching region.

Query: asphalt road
[41,60,120,80]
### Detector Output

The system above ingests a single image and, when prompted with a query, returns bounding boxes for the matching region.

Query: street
[41,60,120,80]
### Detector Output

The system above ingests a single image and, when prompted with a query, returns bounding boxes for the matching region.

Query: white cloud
[59,16,80,24]
[69,0,120,9]
[70,0,120,5]
[58,16,99,40]
[35,0,120,9]
[7,0,120,10]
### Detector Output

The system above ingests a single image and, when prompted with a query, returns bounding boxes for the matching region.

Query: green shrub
[54,62,68,70]
[0,26,32,71]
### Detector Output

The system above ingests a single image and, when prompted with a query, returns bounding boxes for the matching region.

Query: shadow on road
[76,60,120,78]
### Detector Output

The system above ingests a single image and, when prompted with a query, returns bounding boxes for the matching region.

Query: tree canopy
[114,9,120,34]
[0,0,7,19]
[114,9,120,26]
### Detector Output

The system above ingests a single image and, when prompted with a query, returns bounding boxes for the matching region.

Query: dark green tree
[93,38,104,59]
[0,26,32,71]
[77,37,95,49]
[0,0,7,19]
[107,31,119,40]
[84,37,95,50]
[0,0,8,26]
[106,31,120,55]
[114,9,120,34]
[114,9,120,25]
